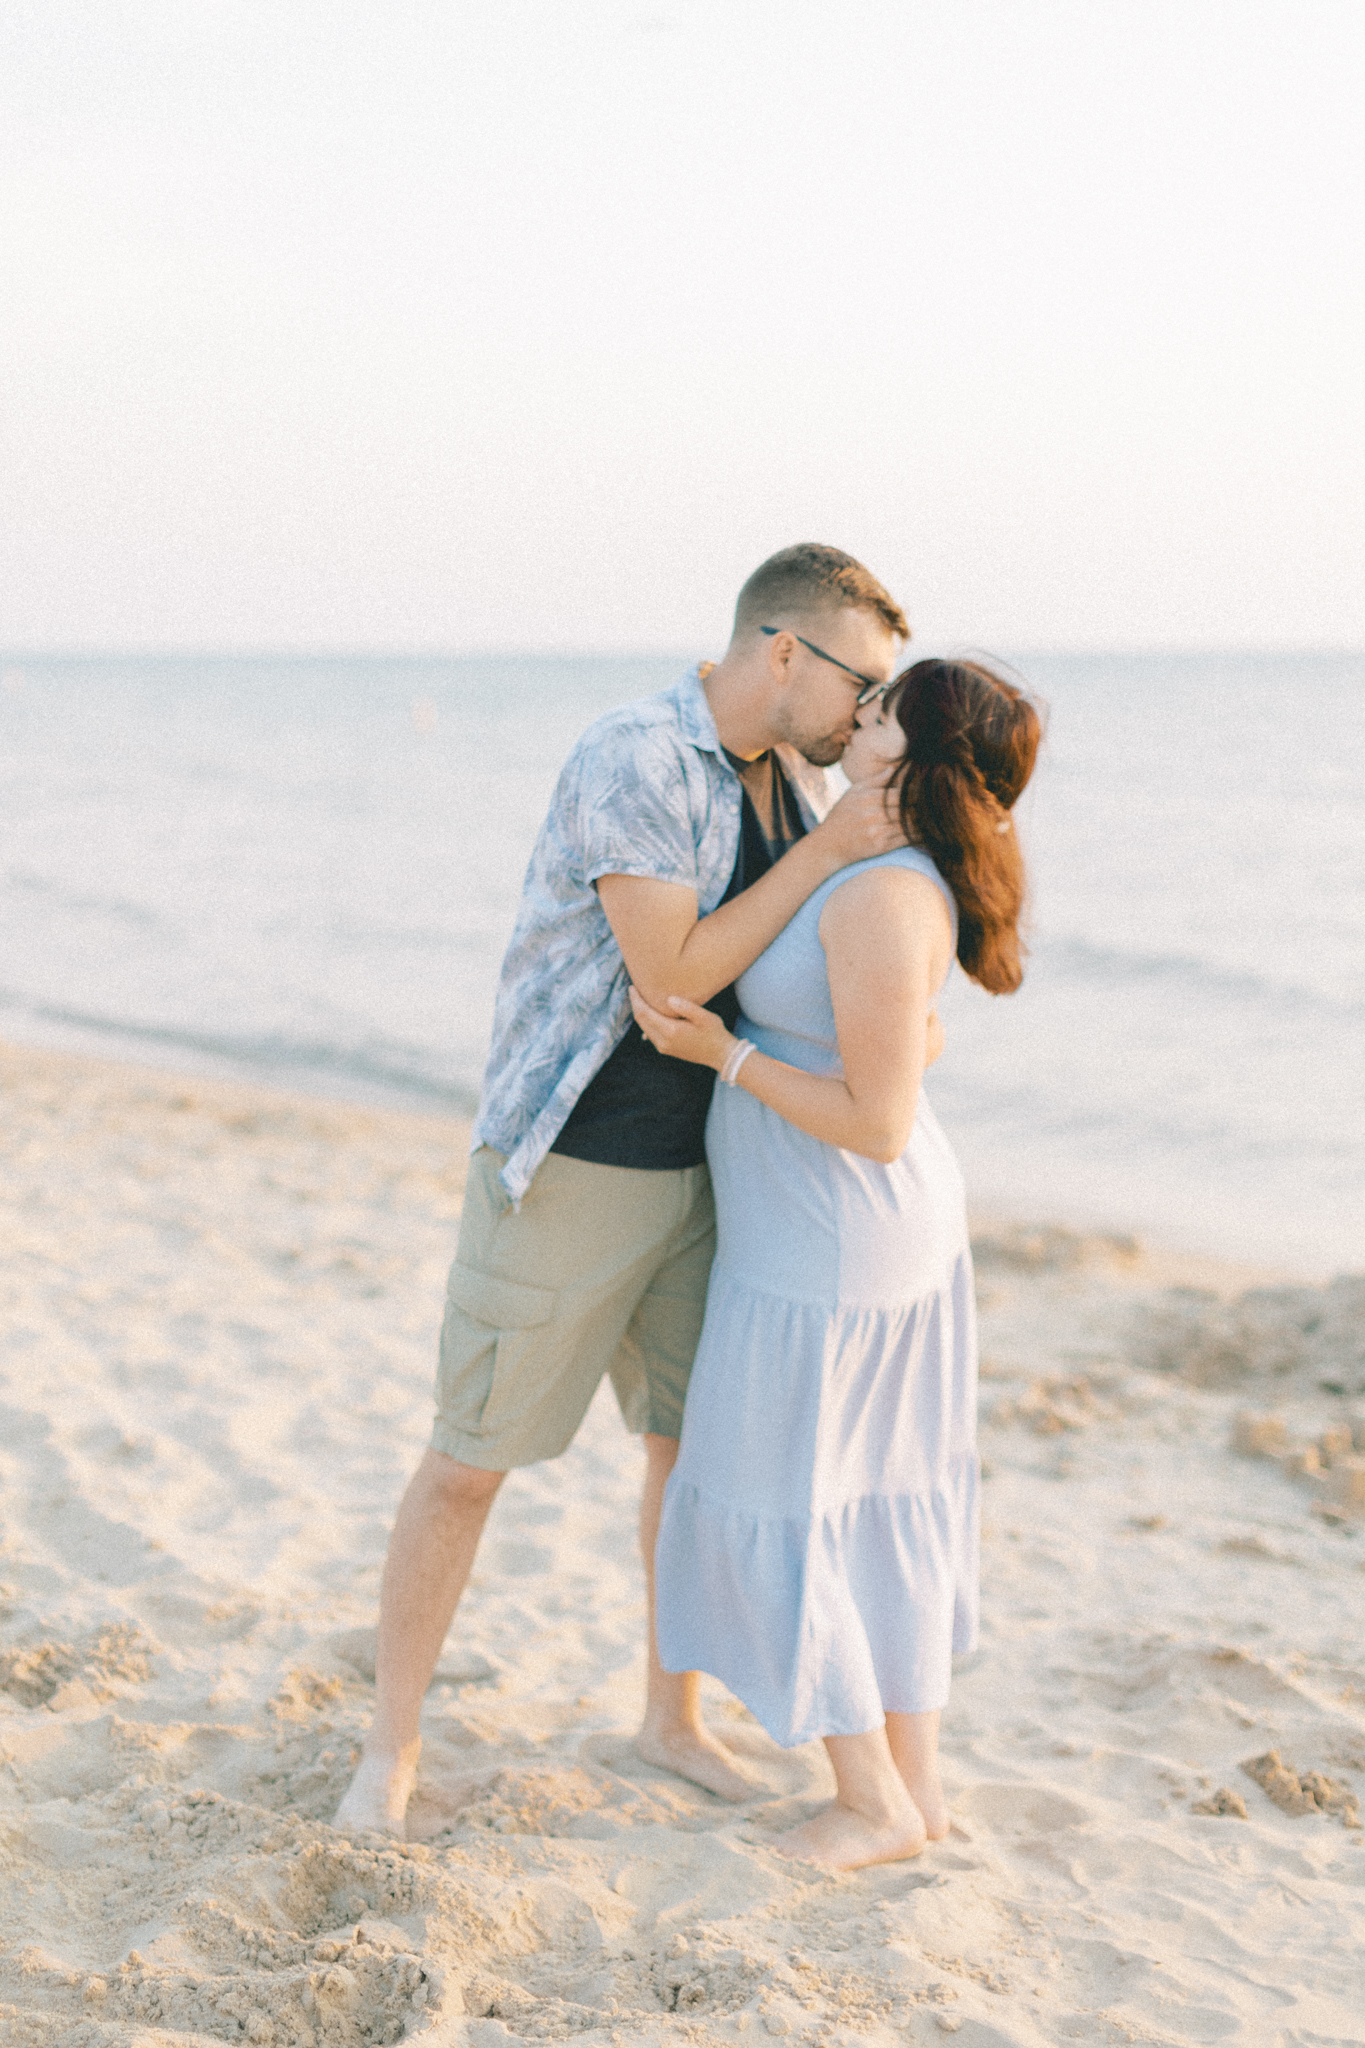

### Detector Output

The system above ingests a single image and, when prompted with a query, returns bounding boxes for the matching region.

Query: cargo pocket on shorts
[439,1262,559,1444]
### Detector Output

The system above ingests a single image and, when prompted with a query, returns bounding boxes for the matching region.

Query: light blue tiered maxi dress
[655,847,979,1747]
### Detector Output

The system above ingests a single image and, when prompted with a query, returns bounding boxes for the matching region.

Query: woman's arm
[629,867,953,1164]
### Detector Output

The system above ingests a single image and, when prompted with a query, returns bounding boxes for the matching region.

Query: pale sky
[1,0,1362,654]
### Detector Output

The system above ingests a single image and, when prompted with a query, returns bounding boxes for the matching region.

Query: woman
[631,656,1041,1872]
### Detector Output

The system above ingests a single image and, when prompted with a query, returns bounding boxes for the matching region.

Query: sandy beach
[3,1037,1364,2047]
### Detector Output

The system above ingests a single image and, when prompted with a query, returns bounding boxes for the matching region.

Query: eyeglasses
[759,626,891,706]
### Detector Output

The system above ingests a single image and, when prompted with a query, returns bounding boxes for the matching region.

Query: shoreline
[0,1012,481,1122]
[0,1032,1320,1292]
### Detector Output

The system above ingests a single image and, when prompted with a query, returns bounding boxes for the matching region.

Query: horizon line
[3,641,1363,666]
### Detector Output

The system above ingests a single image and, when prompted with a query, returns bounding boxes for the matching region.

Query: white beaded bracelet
[720,1038,757,1087]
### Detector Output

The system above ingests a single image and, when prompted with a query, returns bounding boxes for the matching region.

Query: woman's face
[839,690,906,786]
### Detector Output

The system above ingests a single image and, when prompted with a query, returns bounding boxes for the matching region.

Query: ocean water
[1,651,1361,1277]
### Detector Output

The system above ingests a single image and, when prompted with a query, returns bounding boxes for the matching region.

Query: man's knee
[417,1448,505,1517]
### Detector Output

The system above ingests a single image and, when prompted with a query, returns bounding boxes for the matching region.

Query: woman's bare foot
[775,1789,927,1872]
[635,1713,766,1802]
[333,1738,421,1838]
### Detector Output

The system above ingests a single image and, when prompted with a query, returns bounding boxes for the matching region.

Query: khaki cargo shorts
[431,1147,716,1470]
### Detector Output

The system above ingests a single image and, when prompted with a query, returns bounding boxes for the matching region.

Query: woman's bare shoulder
[817,860,951,937]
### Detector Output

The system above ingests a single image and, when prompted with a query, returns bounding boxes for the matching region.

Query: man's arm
[596,780,905,1011]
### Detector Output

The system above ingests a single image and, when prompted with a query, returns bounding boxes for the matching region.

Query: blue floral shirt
[473,665,834,1200]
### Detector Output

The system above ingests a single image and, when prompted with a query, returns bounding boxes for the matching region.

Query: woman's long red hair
[890,659,1042,994]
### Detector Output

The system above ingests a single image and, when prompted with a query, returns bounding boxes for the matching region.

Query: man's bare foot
[333,1738,421,1838]
[635,1716,766,1802]
[894,1752,950,1841]
[774,1791,928,1872]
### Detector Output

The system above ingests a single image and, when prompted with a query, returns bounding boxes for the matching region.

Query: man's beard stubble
[796,730,853,769]
[771,700,854,770]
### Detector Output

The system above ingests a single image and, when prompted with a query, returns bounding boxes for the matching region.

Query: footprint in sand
[447,1761,695,1839]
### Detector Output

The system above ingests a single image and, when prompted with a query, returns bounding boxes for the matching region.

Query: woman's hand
[630,988,735,1070]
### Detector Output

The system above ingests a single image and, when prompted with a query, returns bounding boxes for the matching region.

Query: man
[337,543,912,1836]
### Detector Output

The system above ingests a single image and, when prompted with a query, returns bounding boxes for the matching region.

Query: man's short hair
[733,543,908,642]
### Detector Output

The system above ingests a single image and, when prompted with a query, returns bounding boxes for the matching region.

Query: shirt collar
[673,663,732,767]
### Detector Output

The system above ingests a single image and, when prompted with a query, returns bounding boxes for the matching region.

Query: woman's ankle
[843,1777,920,1827]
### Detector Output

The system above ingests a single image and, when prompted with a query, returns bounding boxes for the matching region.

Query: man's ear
[764,629,797,687]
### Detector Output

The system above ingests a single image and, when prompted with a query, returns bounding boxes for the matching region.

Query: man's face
[767,611,899,767]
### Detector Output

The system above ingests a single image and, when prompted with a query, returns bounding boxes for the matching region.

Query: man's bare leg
[633,1432,764,1802]
[885,1709,950,1839]
[334,1449,504,1837]
[775,1726,927,1871]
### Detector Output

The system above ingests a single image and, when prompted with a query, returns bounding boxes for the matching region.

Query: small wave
[1039,935,1364,1022]
[4,869,165,931]
[0,993,480,1116]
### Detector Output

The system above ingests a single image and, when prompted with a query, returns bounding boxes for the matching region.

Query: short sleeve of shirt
[571,721,705,894]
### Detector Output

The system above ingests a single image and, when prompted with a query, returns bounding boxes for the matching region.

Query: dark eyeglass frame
[759,625,891,706]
